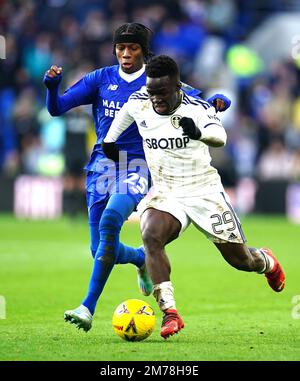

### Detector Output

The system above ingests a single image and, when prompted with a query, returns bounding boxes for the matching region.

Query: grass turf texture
[0,214,299,361]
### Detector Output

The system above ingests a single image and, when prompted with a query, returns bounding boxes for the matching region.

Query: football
[112,299,156,341]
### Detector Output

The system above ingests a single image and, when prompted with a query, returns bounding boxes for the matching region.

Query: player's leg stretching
[214,243,285,292]
[140,208,184,340]
[64,193,152,331]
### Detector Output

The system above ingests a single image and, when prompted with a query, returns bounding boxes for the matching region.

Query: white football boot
[64,305,92,332]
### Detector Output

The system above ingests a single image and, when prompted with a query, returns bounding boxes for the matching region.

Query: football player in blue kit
[43,22,231,332]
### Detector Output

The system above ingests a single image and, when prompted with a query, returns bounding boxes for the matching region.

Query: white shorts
[140,191,246,244]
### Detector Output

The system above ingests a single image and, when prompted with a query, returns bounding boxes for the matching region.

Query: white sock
[153,281,176,312]
[259,249,275,273]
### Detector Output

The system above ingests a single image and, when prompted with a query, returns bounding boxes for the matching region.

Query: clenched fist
[43,65,63,88]
[179,117,202,140]
[45,65,63,77]
[206,93,231,112]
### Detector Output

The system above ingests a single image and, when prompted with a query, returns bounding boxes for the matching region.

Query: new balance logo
[228,232,237,240]
[107,84,118,90]
[140,120,148,128]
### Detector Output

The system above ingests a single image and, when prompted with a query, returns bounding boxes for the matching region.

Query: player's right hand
[43,65,63,88]
[179,117,202,140]
[45,65,63,78]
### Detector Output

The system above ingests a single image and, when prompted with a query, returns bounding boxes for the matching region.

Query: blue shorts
[86,161,151,210]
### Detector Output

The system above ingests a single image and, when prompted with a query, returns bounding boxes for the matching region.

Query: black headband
[113,33,148,52]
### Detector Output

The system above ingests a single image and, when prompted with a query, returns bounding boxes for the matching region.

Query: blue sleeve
[44,70,100,116]
[206,93,231,112]
[181,82,202,97]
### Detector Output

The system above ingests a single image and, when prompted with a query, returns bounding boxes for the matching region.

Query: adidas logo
[140,120,148,128]
[159,298,165,307]
[107,84,118,90]
[228,232,237,240]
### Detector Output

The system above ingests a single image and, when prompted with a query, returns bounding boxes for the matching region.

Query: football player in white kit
[103,55,285,340]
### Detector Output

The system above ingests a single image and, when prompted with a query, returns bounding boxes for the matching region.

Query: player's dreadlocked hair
[113,23,153,61]
[145,55,179,79]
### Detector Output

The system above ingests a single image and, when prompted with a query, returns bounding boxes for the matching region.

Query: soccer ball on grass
[112,299,156,341]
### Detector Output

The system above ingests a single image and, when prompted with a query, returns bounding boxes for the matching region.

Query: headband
[113,33,148,53]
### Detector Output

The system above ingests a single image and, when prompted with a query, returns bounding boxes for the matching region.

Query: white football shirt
[104,87,227,197]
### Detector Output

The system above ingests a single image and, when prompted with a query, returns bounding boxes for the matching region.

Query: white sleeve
[197,106,227,147]
[104,101,135,142]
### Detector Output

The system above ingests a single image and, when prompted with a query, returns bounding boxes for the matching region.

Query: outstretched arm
[181,82,231,112]
[43,65,96,116]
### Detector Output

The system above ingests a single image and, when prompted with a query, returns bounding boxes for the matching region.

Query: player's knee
[99,208,123,233]
[141,228,164,252]
[95,252,115,266]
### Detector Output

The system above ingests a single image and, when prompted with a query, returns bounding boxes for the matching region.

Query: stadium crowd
[1,0,300,192]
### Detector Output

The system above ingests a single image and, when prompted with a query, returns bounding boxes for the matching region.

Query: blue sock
[82,194,142,315]
[117,244,145,268]
[82,208,123,315]
[105,194,145,268]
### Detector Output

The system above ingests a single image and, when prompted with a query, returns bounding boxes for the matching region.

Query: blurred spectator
[290,147,300,182]
[12,86,40,174]
[0,33,20,175]
[204,0,237,38]
[131,3,167,31]
[258,81,292,136]
[152,17,206,79]
[230,114,258,178]
[210,145,238,188]
[37,107,65,176]
[22,32,53,83]
[256,137,293,181]
[0,125,18,176]
[62,105,91,216]
[61,69,93,216]
[179,0,205,25]
[193,36,227,88]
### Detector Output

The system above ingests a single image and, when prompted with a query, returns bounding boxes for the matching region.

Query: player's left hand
[206,94,231,112]
[179,117,202,140]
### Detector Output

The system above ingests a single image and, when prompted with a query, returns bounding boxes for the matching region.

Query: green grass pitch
[0,214,299,361]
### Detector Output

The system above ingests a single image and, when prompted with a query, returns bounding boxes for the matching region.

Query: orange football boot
[161,309,184,339]
[261,248,285,292]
